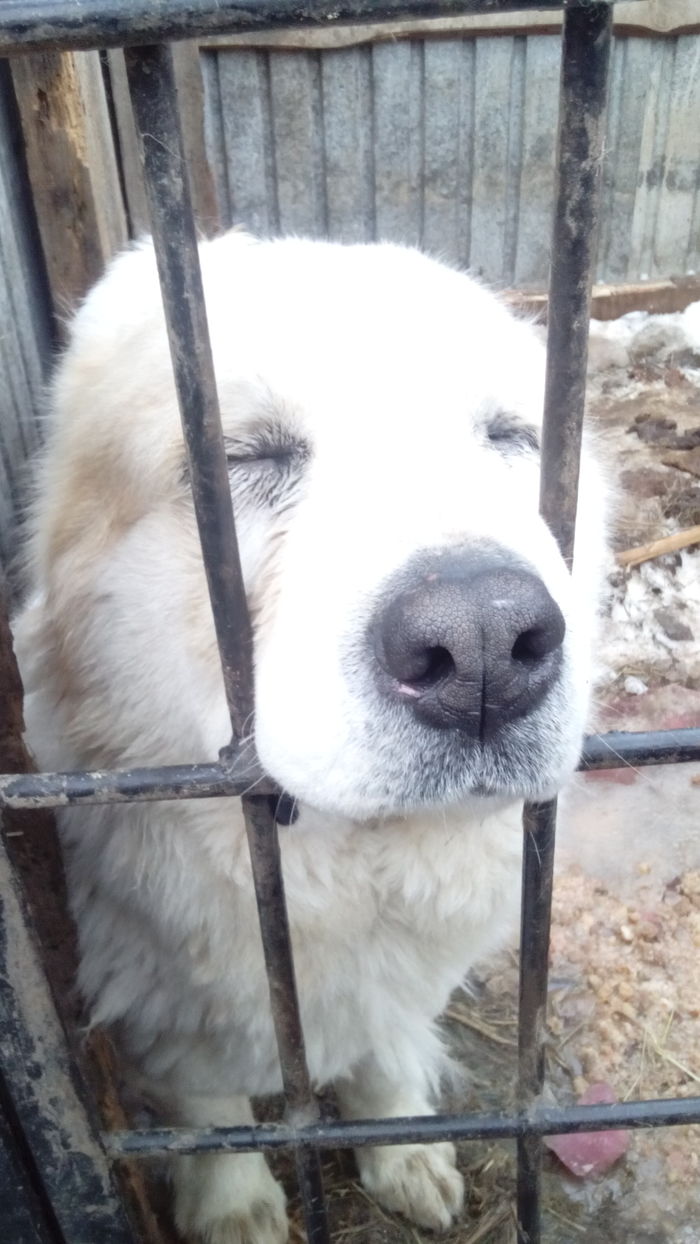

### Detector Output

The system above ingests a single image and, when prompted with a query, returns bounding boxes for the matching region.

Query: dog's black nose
[372,552,565,739]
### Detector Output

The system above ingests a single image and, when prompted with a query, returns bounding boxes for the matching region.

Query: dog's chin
[283,753,572,826]
[260,692,584,823]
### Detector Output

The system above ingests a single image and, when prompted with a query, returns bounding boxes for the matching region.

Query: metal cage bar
[516,6,614,1242]
[105,1093,700,1157]
[0,3,697,1244]
[121,40,328,1244]
[1,727,700,810]
[0,1,636,57]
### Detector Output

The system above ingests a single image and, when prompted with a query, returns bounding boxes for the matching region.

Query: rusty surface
[0,2,624,57]
[518,5,614,1241]
[105,1093,700,1158]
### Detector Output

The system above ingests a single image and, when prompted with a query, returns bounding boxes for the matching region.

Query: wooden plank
[269,50,326,236]
[501,34,526,285]
[321,47,374,242]
[107,43,220,239]
[507,275,700,321]
[10,50,128,319]
[422,39,475,264]
[171,41,220,236]
[627,37,676,281]
[372,39,423,247]
[0,65,52,586]
[199,50,231,229]
[469,37,515,281]
[513,36,558,287]
[653,35,700,279]
[598,38,654,283]
[201,1,700,47]
[218,50,278,234]
[0,65,51,440]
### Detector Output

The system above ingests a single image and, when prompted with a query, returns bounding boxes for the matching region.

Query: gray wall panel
[653,35,700,280]
[204,32,700,288]
[372,40,424,248]
[0,66,52,580]
[422,40,474,263]
[513,37,558,287]
[322,48,374,242]
[269,52,327,236]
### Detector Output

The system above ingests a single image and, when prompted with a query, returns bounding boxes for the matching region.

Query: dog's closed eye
[224,426,310,508]
[485,412,539,454]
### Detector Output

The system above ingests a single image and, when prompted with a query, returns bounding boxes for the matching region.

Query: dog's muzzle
[371,548,565,740]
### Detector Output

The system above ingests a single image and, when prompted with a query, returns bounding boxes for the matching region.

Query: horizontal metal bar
[106,1095,700,1157]
[0,0,635,56]
[0,761,275,808]
[1,729,698,810]
[579,728,700,770]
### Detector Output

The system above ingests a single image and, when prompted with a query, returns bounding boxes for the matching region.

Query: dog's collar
[269,792,299,826]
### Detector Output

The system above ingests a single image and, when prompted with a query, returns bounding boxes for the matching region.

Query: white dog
[15,234,606,1244]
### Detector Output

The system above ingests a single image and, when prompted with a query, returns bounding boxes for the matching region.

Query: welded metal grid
[1,4,700,1244]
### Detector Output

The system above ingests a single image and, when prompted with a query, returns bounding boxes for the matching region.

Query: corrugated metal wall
[0,64,52,583]
[202,32,700,289]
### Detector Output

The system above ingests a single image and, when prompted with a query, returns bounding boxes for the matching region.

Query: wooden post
[10,50,128,322]
[107,42,220,239]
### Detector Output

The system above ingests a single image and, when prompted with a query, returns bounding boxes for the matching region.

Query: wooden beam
[106,42,220,239]
[10,50,128,323]
[506,277,700,322]
[200,1,700,48]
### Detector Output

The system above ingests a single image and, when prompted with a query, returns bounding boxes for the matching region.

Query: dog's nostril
[403,646,455,689]
[512,627,549,663]
[511,611,565,664]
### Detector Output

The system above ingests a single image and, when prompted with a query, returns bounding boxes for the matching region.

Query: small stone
[624,675,648,695]
[619,925,634,943]
[654,607,694,643]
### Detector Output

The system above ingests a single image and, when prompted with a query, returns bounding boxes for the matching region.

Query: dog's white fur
[15,234,606,1243]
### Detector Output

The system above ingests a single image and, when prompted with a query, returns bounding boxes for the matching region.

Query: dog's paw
[194,1198,288,1244]
[358,1142,464,1232]
[174,1153,288,1244]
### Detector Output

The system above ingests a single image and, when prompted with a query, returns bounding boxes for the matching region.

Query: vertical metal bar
[517,6,613,1243]
[121,42,252,744]
[123,44,328,1244]
[517,801,557,1244]
[0,583,139,1244]
[539,0,614,568]
[243,797,329,1244]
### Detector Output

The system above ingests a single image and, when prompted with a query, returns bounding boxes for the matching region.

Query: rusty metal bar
[0,826,136,1244]
[106,1093,700,1157]
[0,1,628,57]
[517,5,614,1243]
[2,727,699,809]
[122,41,328,1244]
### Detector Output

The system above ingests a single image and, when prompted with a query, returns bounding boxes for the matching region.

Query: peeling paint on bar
[105,1095,700,1158]
[518,5,613,1242]
[1,729,699,809]
[0,2,628,57]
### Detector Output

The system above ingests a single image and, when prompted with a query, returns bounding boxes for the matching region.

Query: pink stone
[544,1083,630,1177]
